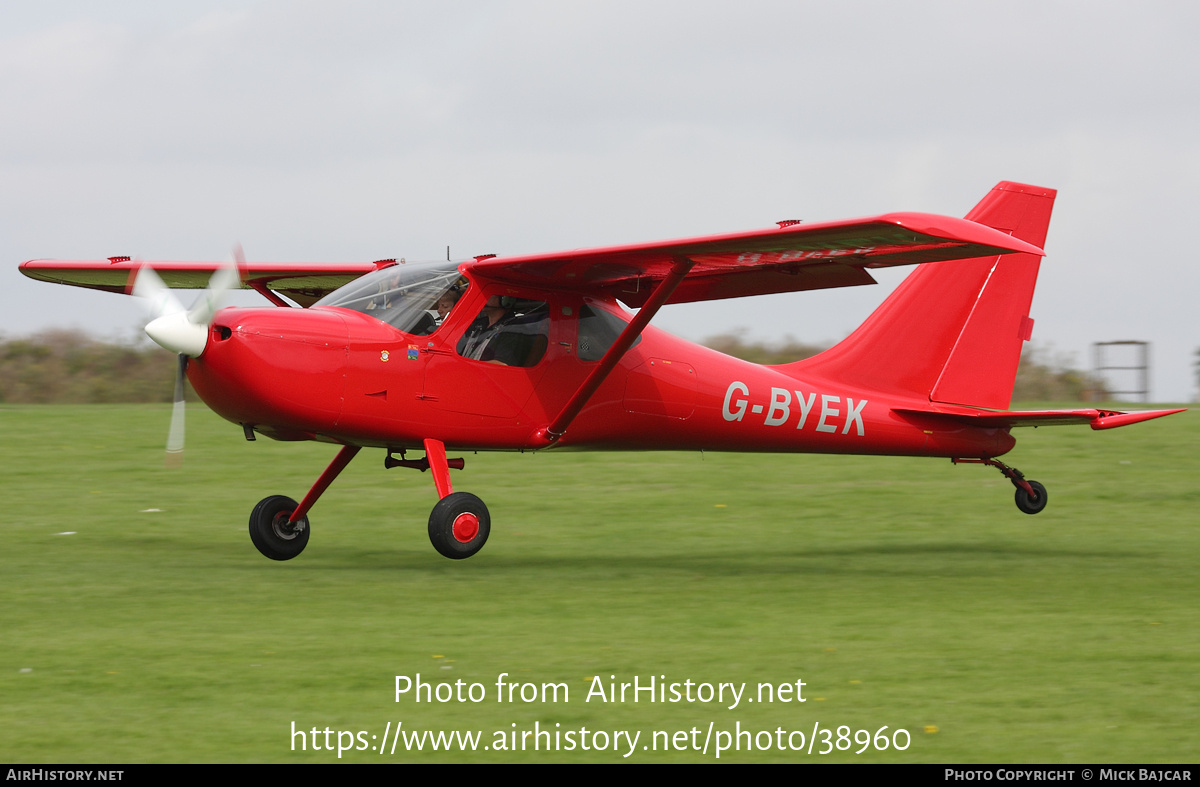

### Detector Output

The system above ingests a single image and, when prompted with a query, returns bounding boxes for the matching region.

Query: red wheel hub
[452,512,479,543]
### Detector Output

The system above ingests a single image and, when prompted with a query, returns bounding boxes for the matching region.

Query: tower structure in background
[1092,341,1150,402]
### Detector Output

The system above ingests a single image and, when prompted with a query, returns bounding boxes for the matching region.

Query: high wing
[894,406,1187,431]
[464,212,1045,306]
[19,258,387,306]
[22,212,1040,309]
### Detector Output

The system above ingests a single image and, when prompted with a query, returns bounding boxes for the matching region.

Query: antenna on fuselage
[447,245,450,261]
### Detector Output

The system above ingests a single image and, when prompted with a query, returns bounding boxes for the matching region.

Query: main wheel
[1014,480,1048,515]
[428,492,490,560]
[249,495,310,560]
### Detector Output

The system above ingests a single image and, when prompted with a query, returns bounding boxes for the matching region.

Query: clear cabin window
[314,261,466,335]
[577,303,638,361]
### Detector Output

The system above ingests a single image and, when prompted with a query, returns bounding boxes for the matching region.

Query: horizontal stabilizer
[893,406,1186,430]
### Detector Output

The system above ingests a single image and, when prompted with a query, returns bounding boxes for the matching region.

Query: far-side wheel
[428,492,490,560]
[249,495,310,560]
[1014,480,1048,515]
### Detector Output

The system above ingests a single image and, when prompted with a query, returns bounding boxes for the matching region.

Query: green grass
[1,404,1196,762]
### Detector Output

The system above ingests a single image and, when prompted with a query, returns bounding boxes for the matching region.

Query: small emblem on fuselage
[381,350,390,362]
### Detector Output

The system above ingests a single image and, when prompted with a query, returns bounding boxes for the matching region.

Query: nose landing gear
[248,445,361,561]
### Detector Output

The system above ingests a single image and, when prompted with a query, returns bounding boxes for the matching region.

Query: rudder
[930,182,1055,409]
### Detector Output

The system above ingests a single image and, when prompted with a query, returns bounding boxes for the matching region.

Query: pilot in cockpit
[457,295,548,366]
[435,287,462,323]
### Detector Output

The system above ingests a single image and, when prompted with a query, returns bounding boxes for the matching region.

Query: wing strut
[246,279,295,308]
[533,257,695,447]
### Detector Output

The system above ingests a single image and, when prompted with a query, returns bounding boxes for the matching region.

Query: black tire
[249,495,310,560]
[428,492,490,560]
[1014,480,1048,515]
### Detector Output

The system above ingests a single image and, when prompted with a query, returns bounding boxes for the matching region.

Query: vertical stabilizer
[787,182,1056,409]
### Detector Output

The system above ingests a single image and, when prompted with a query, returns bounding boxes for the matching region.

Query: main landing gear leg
[953,457,1048,515]
[248,445,361,560]
[403,438,490,560]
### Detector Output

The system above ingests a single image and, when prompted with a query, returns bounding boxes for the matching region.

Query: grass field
[1,404,1196,763]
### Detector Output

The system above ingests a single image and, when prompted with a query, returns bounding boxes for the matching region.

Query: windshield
[314,260,467,335]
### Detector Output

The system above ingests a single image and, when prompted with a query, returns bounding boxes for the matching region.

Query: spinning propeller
[133,249,242,465]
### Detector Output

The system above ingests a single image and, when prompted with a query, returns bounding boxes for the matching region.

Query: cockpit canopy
[314,260,466,335]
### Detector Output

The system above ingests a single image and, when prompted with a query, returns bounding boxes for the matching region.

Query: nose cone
[145,311,209,357]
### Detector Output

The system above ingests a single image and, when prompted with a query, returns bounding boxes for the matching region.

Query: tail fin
[789,182,1056,410]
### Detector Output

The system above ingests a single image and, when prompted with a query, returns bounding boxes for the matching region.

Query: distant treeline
[1011,347,1110,402]
[1,328,1106,404]
[702,331,1107,402]
[0,330,181,404]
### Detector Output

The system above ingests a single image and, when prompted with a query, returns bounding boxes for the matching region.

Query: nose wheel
[246,446,360,561]
[249,495,310,560]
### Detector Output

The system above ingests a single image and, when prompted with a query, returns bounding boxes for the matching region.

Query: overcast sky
[2,1,1197,401]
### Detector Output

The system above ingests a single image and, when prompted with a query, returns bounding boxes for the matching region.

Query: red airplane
[20,182,1184,562]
